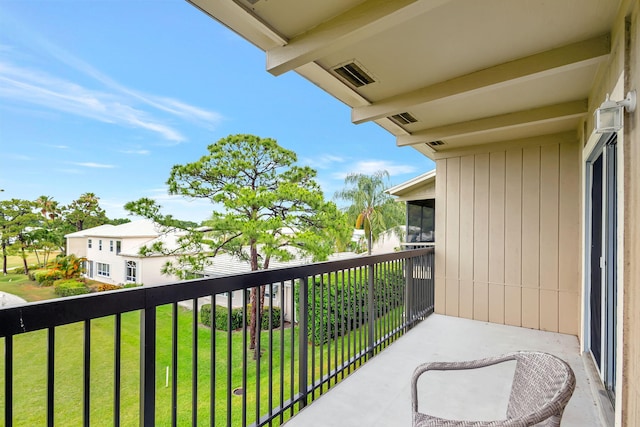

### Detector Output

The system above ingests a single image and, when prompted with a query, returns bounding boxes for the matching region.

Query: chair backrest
[506,352,576,426]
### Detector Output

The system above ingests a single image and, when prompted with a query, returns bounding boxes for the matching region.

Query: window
[110,240,114,252]
[407,199,435,243]
[88,239,92,249]
[116,241,121,255]
[97,262,110,277]
[99,239,103,251]
[125,261,137,282]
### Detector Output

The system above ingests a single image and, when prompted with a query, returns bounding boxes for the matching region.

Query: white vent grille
[427,140,445,147]
[333,62,375,87]
[389,112,418,125]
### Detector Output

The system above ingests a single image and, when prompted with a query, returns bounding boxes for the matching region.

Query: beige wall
[66,237,87,258]
[620,2,639,425]
[434,135,580,335]
[581,1,639,424]
[394,181,435,202]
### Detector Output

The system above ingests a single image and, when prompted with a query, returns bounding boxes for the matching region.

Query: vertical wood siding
[434,140,580,334]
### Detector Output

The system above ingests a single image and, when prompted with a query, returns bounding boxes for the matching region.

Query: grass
[0,253,405,426]
[0,303,389,426]
[0,273,58,301]
[4,251,60,271]
[0,306,369,426]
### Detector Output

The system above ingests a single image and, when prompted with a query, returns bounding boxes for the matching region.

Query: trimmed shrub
[201,304,213,327]
[54,279,90,297]
[123,283,142,288]
[297,266,406,344]
[213,305,244,331]
[33,269,63,286]
[247,304,281,330]
[200,303,281,331]
[96,283,121,292]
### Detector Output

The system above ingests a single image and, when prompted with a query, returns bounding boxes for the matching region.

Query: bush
[200,303,281,331]
[54,279,90,297]
[33,269,63,286]
[123,283,142,288]
[247,304,281,330]
[96,283,121,292]
[297,266,406,344]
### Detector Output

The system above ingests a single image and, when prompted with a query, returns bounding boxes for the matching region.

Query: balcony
[0,247,603,426]
[283,314,603,426]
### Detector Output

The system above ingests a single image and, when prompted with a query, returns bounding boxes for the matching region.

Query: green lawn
[0,273,57,301]
[4,251,60,271]
[0,304,380,426]
[0,254,401,426]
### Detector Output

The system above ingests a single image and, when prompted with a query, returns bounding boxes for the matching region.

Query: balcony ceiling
[188,0,621,158]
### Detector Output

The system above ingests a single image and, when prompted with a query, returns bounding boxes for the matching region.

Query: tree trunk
[248,242,260,357]
[21,247,29,274]
[2,242,7,275]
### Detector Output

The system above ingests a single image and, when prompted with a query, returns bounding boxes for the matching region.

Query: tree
[63,192,109,232]
[335,170,405,255]
[35,195,60,220]
[49,254,86,279]
[0,198,40,274]
[126,134,347,357]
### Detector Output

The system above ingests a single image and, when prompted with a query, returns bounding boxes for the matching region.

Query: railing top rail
[0,248,433,337]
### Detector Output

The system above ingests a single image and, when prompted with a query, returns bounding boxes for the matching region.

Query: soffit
[188,0,621,159]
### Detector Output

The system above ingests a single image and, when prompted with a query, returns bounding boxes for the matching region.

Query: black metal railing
[0,248,434,427]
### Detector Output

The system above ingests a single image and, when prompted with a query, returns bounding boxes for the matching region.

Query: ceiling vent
[389,112,418,125]
[333,62,375,88]
[427,140,445,147]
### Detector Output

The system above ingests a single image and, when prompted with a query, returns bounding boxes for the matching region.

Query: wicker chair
[411,351,576,427]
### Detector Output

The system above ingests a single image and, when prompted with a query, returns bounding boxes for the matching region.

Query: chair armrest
[411,353,519,412]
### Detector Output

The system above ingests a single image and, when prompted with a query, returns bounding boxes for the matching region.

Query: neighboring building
[65,219,182,286]
[200,251,361,322]
[386,170,436,248]
[188,1,639,424]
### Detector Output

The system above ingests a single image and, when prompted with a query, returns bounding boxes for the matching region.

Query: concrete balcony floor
[284,314,605,426]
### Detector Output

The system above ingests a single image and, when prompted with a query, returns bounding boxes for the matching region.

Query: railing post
[298,277,309,410]
[405,257,414,328]
[139,307,156,427]
[367,263,375,358]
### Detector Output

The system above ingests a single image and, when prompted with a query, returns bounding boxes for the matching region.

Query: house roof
[201,251,361,278]
[187,0,625,158]
[386,169,436,198]
[64,219,163,239]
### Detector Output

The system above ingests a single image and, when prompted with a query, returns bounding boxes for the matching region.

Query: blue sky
[0,0,434,223]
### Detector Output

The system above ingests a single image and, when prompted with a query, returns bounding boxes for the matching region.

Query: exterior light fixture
[594,90,636,133]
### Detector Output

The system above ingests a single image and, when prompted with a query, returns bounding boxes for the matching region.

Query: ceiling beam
[353,34,610,124]
[266,0,452,76]
[396,100,588,147]
[187,0,286,49]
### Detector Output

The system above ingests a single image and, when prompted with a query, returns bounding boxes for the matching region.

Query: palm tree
[35,195,59,220]
[335,170,405,255]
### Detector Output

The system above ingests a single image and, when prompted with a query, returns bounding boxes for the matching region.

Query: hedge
[54,279,90,297]
[297,266,406,344]
[96,283,121,292]
[200,304,281,331]
[33,269,64,287]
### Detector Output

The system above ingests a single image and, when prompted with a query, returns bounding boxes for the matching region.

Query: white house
[200,251,361,322]
[65,219,182,286]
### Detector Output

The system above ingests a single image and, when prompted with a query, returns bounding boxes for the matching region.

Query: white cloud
[0,44,223,142]
[120,148,150,155]
[55,168,83,175]
[331,160,418,180]
[301,154,346,169]
[70,162,116,169]
[6,153,32,161]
